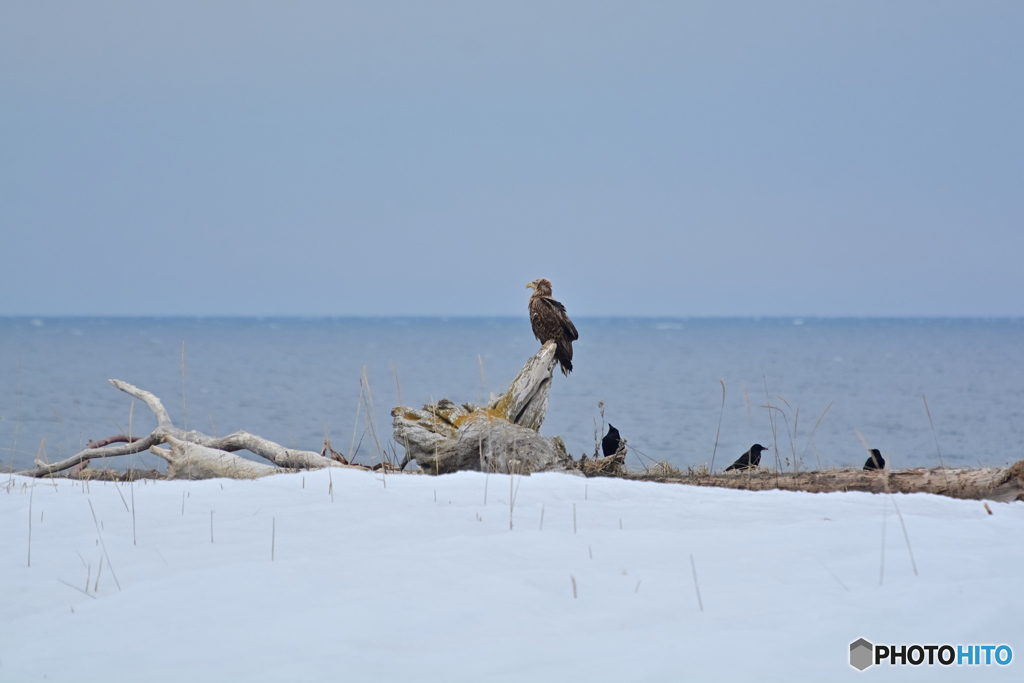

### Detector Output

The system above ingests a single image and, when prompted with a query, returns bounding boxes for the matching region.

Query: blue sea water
[1,317,1023,474]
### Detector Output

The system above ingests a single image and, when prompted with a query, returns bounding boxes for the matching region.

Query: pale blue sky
[1,1,1021,316]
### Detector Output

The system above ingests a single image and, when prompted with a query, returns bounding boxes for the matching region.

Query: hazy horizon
[5,314,1024,321]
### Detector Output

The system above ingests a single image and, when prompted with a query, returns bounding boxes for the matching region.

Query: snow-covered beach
[2,469,1019,681]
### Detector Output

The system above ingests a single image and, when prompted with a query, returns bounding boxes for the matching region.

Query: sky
[1,1,1022,317]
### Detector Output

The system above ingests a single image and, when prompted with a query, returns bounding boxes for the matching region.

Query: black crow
[725,444,769,472]
[602,424,623,457]
[863,449,885,470]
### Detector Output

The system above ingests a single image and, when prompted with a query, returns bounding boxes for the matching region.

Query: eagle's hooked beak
[526,282,535,290]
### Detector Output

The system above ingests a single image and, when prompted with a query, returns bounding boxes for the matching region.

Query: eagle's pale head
[526,278,553,296]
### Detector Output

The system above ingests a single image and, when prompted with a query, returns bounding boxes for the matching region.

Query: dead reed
[131,480,136,546]
[27,484,33,567]
[820,562,849,592]
[763,376,782,472]
[710,379,725,473]
[360,367,386,487]
[689,554,703,612]
[923,394,955,492]
[180,341,188,434]
[879,496,887,586]
[890,498,918,577]
[88,498,120,591]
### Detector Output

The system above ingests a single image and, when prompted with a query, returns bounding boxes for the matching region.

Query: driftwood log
[18,379,368,480]
[645,461,1024,503]
[392,341,574,475]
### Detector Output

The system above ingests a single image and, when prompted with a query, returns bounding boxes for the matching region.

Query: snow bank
[1,470,1020,681]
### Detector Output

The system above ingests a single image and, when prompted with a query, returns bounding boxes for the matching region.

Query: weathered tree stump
[392,342,573,475]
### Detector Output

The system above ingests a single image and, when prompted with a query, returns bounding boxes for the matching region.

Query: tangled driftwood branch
[18,379,368,480]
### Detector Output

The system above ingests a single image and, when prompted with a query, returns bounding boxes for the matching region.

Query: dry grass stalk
[799,401,832,470]
[923,394,955,493]
[27,485,33,567]
[507,457,519,531]
[879,496,887,586]
[112,479,129,512]
[890,498,918,576]
[570,575,577,599]
[129,400,137,545]
[690,554,703,612]
[360,367,386,487]
[88,498,120,591]
[820,562,849,592]
[180,341,188,435]
[710,379,726,473]
[131,480,136,546]
[763,376,781,474]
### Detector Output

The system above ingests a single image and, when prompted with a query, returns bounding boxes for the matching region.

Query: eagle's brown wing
[529,296,577,375]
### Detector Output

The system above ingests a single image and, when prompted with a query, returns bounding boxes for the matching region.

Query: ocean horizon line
[3,314,1023,323]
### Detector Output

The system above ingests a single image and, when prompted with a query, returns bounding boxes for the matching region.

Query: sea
[2,317,1022,474]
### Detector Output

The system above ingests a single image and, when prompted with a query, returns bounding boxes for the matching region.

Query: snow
[1,469,1021,681]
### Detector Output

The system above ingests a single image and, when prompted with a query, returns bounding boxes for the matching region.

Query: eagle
[526,278,578,376]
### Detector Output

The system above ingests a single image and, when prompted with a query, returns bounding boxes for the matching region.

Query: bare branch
[109,379,174,430]
[18,434,162,478]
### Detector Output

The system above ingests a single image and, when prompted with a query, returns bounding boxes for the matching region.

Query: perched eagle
[526,278,578,376]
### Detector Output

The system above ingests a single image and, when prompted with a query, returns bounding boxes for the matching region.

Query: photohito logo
[849,639,1012,671]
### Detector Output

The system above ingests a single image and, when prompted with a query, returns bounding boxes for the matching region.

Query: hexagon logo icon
[850,638,874,671]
